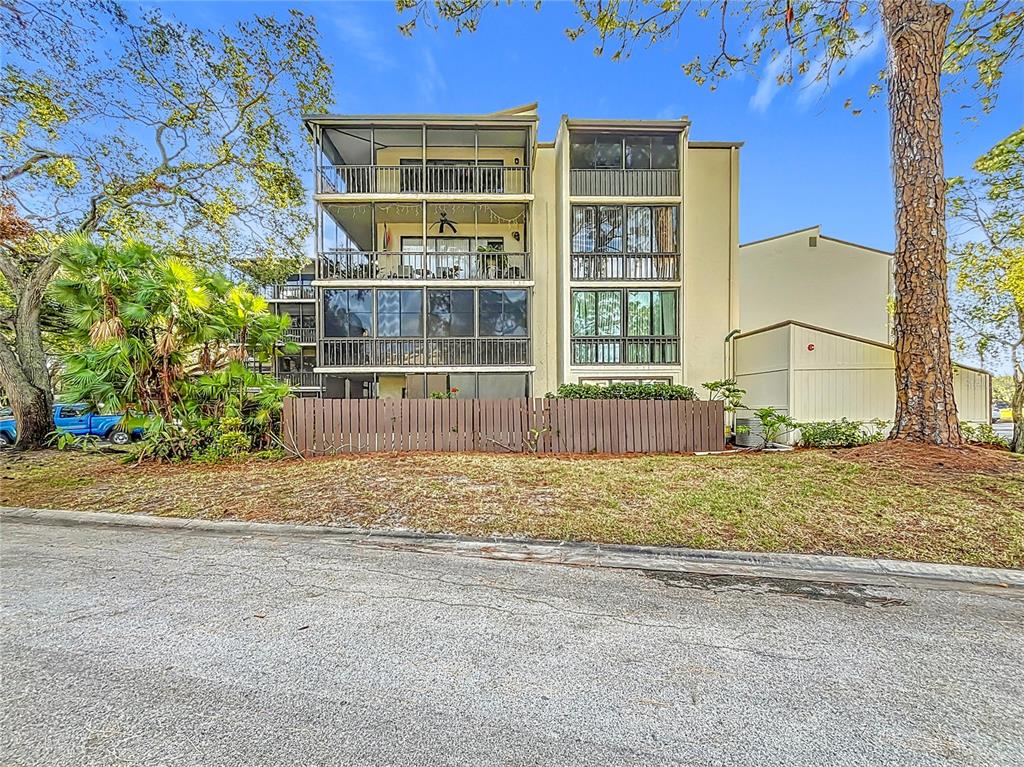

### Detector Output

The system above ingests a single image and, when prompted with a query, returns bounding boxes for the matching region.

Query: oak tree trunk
[0,251,60,450]
[880,0,962,445]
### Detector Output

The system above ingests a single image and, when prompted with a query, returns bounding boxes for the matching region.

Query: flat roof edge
[303,113,538,125]
[564,117,690,130]
[688,140,745,148]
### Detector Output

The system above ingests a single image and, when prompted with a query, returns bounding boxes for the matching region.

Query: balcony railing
[318,249,531,281]
[318,165,530,195]
[282,326,317,344]
[571,337,680,365]
[570,169,679,197]
[571,253,680,281]
[278,370,321,388]
[320,338,531,367]
[264,284,315,300]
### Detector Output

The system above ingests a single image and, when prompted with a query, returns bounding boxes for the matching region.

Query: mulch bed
[842,440,1022,477]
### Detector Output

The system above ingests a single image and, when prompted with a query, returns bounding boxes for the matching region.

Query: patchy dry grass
[2,448,1022,568]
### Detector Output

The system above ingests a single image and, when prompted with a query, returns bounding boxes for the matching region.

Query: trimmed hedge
[550,383,696,401]
[798,418,886,448]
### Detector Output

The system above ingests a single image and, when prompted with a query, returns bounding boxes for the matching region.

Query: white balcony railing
[570,253,680,281]
[264,284,315,300]
[318,165,530,195]
[318,250,531,281]
[571,337,680,365]
[320,338,531,367]
[282,327,317,344]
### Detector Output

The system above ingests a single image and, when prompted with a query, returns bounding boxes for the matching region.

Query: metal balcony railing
[318,249,531,281]
[278,370,321,388]
[282,326,317,344]
[264,284,315,300]
[570,253,680,281]
[570,337,680,365]
[320,337,531,367]
[570,168,679,197]
[317,165,530,195]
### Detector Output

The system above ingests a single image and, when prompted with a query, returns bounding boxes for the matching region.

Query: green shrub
[550,382,696,401]
[752,406,798,448]
[799,418,888,449]
[702,379,746,411]
[961,421,1009,447]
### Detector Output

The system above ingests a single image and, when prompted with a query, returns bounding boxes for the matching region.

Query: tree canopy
[1,0,331,448]
[397,1,1022,114]
[1,1,331,262]
[948,128,1024,450]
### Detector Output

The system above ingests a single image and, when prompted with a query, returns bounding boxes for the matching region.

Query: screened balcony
[315,124,531,195]
[570,132,680,197]
[569,288,679,366]
[317,202,531,281]
[318,287,531,368]
[570,204,680,281]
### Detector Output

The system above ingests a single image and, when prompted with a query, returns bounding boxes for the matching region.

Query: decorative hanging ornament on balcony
[433,210,458,234]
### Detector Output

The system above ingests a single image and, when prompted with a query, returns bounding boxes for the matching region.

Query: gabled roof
[740,226,893,257]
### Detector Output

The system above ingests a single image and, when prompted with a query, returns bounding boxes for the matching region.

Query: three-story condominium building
[263,103,740,399]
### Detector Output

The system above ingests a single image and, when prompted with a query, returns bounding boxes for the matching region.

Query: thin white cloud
[333,10,397,70]
[416,48,446,108]
[749,50,790,113]
[796,27,884,108]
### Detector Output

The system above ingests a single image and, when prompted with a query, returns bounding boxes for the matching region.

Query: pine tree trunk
[880,0,962,446]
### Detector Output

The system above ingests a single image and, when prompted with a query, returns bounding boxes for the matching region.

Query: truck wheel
[0,433,11,448]
[109,431,131,446]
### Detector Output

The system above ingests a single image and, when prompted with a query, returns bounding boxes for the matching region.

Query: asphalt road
[2,519,1022,767]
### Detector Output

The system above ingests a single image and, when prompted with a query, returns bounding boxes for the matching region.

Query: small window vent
[808,236,818,247]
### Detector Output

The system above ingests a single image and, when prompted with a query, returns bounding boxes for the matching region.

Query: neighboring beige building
[739,225,893,344]
[263,103,741,399]
[732,321,991,439]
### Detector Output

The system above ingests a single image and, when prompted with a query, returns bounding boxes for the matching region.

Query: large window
[572,205,677,253]
[571,291,622,337]
[626,135,678,170]
[570,289,678,365]
[479,289,528,337]
[323,289,372,337]
[571,133,678,170]
[427,289,475,337]
[627,290,677,336]
[377,289,423,337]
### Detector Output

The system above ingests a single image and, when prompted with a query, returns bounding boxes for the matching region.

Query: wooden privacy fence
[282,397,725,456]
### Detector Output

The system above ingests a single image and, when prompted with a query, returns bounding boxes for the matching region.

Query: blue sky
[160,0,1024,252]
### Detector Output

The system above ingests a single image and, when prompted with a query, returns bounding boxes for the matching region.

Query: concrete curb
[3,505,1022,594]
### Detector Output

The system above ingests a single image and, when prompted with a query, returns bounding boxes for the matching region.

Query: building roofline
[740,226,821,248]
[818,234,893,258]
[563,116,690,131]
[740,226,894,257]
[303,105,539,127]
[688,140,745,148]
[734,320,991,376]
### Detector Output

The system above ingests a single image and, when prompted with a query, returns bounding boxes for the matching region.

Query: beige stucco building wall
[739,226,894,344]
[733,321,992,436]
[682,143,740,394]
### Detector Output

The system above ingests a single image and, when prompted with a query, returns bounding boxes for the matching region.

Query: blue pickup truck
[0,403,142,447]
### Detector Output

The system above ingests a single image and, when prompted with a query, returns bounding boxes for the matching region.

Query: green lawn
[2,448,1022,568]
